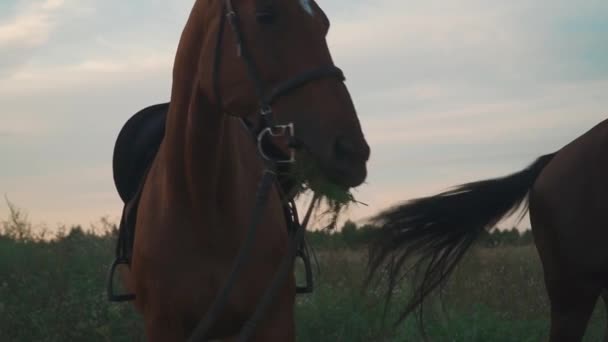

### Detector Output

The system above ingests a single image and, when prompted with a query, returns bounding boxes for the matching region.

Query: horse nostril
[334,136,369,163]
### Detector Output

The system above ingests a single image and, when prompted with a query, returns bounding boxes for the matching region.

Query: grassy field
[1,214,606,341]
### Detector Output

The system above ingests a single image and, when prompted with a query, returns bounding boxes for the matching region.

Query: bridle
[213,0,345,163]
[185,1,347,341]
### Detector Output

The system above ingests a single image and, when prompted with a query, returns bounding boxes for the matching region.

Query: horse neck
[163,89,263,208]
[161,0,266,214]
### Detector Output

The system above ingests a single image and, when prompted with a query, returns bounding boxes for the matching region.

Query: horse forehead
[298,0,314,16]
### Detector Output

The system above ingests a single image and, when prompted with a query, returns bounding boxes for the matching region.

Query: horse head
[194,0,370,189]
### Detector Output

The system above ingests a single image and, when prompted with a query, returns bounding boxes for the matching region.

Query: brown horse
[115,0,369,341]
[368,118,608,342]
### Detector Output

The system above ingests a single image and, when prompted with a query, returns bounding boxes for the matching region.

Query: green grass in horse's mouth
[287,158,364,229]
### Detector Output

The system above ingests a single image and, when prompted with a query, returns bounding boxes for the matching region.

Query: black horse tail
[366,152,557,328]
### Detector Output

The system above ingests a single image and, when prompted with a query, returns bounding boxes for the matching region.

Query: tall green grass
[294,247,606,341]
[1,206,606,341]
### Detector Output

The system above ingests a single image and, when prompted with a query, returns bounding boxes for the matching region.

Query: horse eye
[256,8,277,24]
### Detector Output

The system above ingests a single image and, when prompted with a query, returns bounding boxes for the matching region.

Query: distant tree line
[306,220,534,250]
[0,200,533,249]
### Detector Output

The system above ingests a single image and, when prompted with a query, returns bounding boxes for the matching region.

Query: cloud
[360,79,608,146]
[0,0,183,94]
[0,53,173,94]
[0,0,66,48]
[327,0,608,97]
[0,0,92,78]
[0,0,606,231]
[0,116,53,138]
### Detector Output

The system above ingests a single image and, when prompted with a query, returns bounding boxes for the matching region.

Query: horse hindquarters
[529,185,601,342]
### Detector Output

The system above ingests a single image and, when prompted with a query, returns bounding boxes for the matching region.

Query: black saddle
[113,103,168,204]
[107,103,168,302]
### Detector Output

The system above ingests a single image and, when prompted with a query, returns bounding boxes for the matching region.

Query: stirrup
[106,257,136,302]
[295,249,313,294]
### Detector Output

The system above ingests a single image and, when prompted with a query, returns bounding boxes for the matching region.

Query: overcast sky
[1,0,607,231]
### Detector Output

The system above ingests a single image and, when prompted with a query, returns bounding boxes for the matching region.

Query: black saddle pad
[112,103,168,204]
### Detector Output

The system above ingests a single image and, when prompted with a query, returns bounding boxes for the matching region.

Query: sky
[1,0,607,232]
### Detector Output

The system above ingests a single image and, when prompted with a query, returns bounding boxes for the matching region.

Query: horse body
[115,0,369,340]
[532,119,608,271]
[370,117,608,341]
[529,119,608,341]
